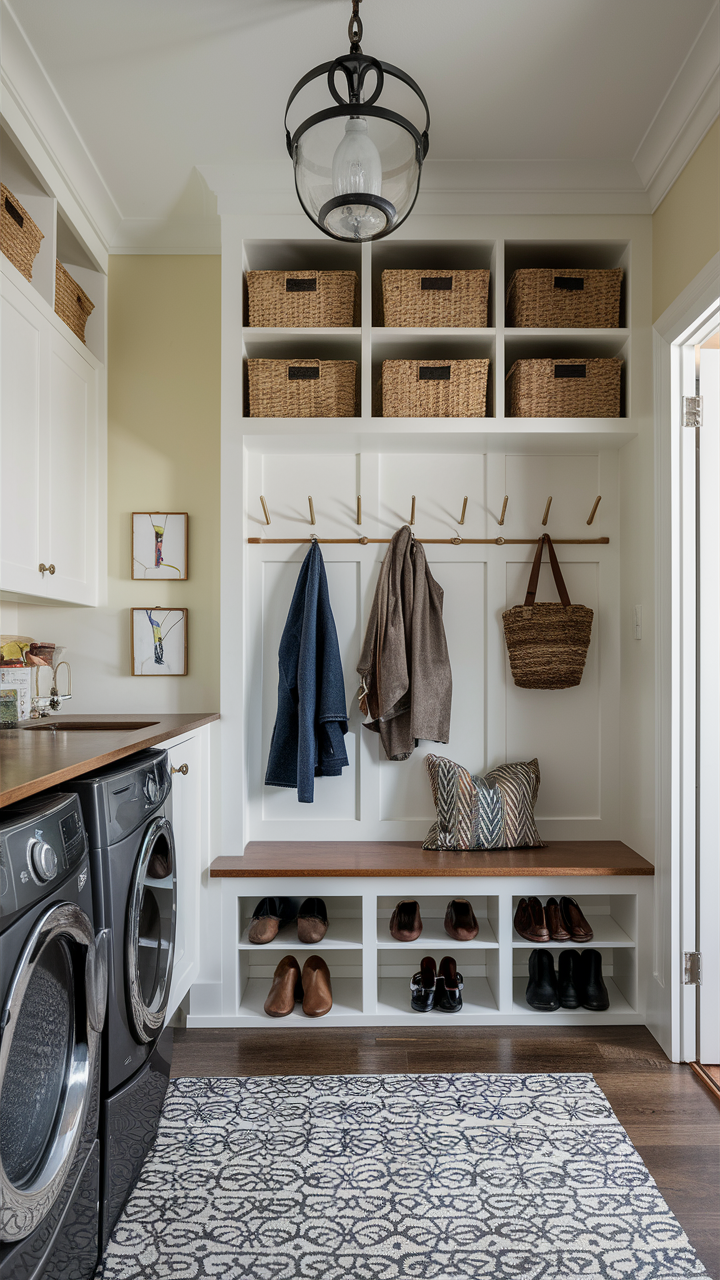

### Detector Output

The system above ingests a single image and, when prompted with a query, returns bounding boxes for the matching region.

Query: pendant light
[285,0,430,242]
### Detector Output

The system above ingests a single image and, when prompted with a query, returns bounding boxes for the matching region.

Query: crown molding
[633,0,720,212]
[0,0,120,267]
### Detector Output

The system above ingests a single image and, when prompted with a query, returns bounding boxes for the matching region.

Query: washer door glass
[126,816,176,1044]
[0,903,99,1243]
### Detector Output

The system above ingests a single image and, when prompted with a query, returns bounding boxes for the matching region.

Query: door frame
[651,251,720,1062]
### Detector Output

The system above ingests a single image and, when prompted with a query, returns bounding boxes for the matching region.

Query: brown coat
[357,525,452,760]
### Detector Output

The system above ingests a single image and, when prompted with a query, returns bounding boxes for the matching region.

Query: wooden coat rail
[248,536,609,545]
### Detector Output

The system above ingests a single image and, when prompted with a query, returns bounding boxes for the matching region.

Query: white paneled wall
[245,448,619,842]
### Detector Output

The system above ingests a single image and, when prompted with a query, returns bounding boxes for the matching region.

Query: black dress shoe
[526,949,560,1011]
[558,949,582,1008]
[578,948,609,1010]
[410,956,437,1012]
[435,956,463,1013]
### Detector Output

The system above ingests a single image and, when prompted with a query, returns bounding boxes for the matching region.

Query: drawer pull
[172,763,189,776]
[38,563,56,575]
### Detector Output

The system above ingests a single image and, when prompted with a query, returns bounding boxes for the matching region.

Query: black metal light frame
[284,2,430,242]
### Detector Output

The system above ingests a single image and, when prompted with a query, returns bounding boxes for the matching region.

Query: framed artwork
[132,512,188,580]
[132,608,188,676]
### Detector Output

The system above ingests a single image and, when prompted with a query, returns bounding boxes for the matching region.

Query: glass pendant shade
[286,36,430,242]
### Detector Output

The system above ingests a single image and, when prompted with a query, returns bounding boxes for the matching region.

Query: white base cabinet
[0,261,105,605]
[163,726,211,1018]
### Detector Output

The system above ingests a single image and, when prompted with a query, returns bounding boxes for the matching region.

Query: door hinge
[683,951,702,984]
[682,396,703,427]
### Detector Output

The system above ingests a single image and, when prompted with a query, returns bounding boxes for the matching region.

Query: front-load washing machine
[68,750,176,1255]
[0,793,108,1280]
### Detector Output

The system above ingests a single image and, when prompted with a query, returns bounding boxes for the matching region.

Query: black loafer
[435,956,464,1013]
[558,949,582,1008]
[410,956,437,1012]
[579,948,609,1010]
[526,948,560,1011]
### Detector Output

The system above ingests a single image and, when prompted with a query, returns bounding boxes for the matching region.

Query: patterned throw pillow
[423,755,545,850]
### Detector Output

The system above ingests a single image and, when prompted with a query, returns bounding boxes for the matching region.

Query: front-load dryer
[67,750,176,1255]
[0,793,108,1280]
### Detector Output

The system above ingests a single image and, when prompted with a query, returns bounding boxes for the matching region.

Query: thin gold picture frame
[132,512,189,580]
[131,607,188,676]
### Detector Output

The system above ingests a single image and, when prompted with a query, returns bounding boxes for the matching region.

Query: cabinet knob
[172,763,189,776]
[38,563,56,576]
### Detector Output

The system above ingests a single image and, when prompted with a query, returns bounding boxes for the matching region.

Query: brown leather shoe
[545,896,571,942]
[559,896,594,942]
[389,900,422,942]
[248,896,298,945]
[301,955,333,1017]
[513,896,550,942]
[297,897,328,944]
[264,955,302,1017]
[444,899,479,941]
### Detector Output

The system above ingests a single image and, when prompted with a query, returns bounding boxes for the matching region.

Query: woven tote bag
[502,534,593,689]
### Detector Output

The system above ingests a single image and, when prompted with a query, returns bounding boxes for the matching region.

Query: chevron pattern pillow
[423,755,545,850]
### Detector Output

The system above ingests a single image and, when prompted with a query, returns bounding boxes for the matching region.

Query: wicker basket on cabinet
[248,359,357,417]
[0,185,44,281]
[382,359,489,418]
[506,268,623,328]
[247,271,358,327]
[507,358,622,418]
[55,261,95,344]
[381,269,490,327]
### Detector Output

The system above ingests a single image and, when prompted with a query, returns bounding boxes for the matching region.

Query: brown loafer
[264,955,303,1017]
[297,897,328,944]
[301,955,333,1017]
[248,896,298,945]
[514,896,550,943]
[444,898,479,941]
[545,896,571,942]
[559,896,594,942]
[389,900,423,942]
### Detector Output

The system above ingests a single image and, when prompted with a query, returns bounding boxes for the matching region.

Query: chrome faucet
[32,660,72,717]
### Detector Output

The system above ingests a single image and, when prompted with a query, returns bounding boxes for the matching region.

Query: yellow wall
[652,119,720,321]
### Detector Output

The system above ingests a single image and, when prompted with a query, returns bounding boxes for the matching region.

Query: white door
[0,272,48,595]
[166,735,202,1017]
[43,330,98,605]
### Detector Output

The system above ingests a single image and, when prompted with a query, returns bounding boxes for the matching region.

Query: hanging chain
[348,0,363,50]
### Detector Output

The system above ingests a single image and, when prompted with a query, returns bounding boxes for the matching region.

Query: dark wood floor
[173,1025,720,1279]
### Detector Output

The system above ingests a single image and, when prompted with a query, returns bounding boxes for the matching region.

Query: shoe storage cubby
[205,870,652,1029]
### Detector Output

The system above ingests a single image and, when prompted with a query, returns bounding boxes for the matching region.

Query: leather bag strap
[523,534,572,607]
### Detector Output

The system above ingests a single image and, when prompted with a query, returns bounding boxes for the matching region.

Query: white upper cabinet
[0,264,105,605]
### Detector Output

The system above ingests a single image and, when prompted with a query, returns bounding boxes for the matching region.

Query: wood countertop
[211,840,654,877]
[0,712,219,808]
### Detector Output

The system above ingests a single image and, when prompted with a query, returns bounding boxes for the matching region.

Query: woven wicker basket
[507,358,622,418]
[55,261,95,344]
[0,185,44,282]
[247,271,358,328]
[248,359,357,418]
[381,269,490,328]
[382,359,489,418]
[503,535,594,690]
[506,268,623,328]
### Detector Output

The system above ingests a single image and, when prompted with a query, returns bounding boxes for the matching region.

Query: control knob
[28,840,58,882]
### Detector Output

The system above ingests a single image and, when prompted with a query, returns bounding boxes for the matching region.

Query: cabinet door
[0,273,48,595]
[167,735,202,1017]
[43,330,98,605]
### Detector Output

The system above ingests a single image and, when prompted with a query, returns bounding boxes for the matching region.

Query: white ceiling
[2,0,719,252]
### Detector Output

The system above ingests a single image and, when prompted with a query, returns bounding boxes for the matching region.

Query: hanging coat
[357,525,452,761]
[265,540,349,803]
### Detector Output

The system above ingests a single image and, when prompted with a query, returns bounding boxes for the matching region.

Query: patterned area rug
[98,1073,707,1279]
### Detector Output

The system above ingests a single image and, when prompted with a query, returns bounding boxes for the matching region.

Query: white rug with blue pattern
[98,1072,707,1279]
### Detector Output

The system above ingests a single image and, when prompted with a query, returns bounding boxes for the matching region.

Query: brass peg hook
[308,496,316,526]
[542,496,553,527]
[260,495,271,526]
[409,495,416,527]
[498,495,508,527]
[459,496,468,526]
[587,495,602,526]
[356,495,362,526]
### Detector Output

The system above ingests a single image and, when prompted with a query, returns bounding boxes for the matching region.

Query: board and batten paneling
[246,450,618,842]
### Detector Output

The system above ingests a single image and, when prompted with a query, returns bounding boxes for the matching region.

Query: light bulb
[332,117,382,197]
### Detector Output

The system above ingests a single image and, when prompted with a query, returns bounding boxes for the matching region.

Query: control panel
[0,793,89,928]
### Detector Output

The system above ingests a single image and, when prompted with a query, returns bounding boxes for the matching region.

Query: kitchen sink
[22,720,160,731]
